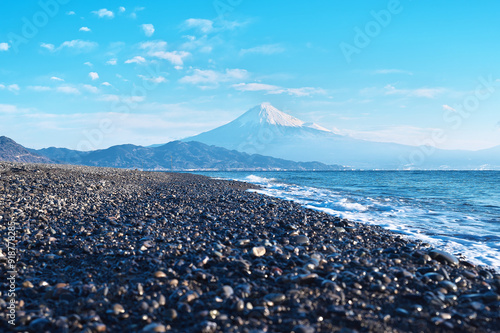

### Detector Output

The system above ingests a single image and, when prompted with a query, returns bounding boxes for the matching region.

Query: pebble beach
[0,162,499,332]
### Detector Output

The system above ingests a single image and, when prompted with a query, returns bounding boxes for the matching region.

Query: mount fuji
[184,103,500,169]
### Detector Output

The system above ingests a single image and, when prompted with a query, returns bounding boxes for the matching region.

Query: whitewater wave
[239,174,500,271]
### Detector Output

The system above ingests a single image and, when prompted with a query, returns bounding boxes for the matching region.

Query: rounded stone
[251,246,266,257]
[429,250,459,265]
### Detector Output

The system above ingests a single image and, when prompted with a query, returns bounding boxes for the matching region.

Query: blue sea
[192,171,500,271]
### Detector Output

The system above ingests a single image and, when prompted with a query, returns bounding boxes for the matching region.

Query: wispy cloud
[384,84,446,98]
[240,44,285,56]
[28,86,51,92]
[40,43,55,51]
[138,75,167,83]
[182,18,244,35]
[180,69,248,87]
[66,11,75,15]
[57,40,98,52]
[98,94,145,103]
[57,86,80,95]
[442,104,456,111]
[139,40,189,67]
[106,58,117,65]
[336,125,444,147]
[232,83,279,92]
[92,8,114,19]
[124,56,146,64]
[83,84,99,94]
[79,27,91,32]
[50,76,64,82]
[89,72,99,80]
[139,40,167,52]
[84,62,93,67]
[118,6,126,13]
[0,43,9,51]
[6,84,20,93]
[372,69,413,75]
[0,104,20,113]
[233,83,325,97]
[149,51,190,66]
[183,18,214,34]
[141,24,155,37]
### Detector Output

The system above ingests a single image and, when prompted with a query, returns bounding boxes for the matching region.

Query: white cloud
[183,18,214,33]
[149,51,190,66]
[41,43,55,51]
[232,83,324,97]
[139,40,190,66]
[28,86,51,92]
[139,40,167,52]
[83,84,99,94]
[84,61,93,67]
[138,75,167,83]
[0,43,9,51]
[0,104,19,113]
[57,86,80,94]
[92,8,114,18]
[442,104,456,112]
[232,83,280,92]
[118,6,126,13]
[89,72,99,80]
[141,24,155,37]
[101,82,112,86]
[106,58,117,65]
[98,94,145,103]
[384,84,445,98]
[372,69,413,75]
[8,84,20,92]
[0,84,5,89]
[50,76,64,81]
[337,125,444,147]
[79,27,91,32]
[66,11,75,15]
[180,69,248,86]
[59,40,98,52]
[240,44,285,56]
[124,56,146,64]
[98,94,120,102]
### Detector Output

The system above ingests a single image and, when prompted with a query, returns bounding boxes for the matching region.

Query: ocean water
[192,171,500,271]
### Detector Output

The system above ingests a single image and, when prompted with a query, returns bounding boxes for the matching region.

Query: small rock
[429,249,459,265]
[142,323,167,332]
[165,309,177,321]
[112,303,125,315]
[292,324,315,333]
[251,246,266,257]
[264,293,286,303]
[153,271,167,278]
[291,235,310,245]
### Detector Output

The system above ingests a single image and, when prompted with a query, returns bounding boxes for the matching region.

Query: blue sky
[1,0,499,151]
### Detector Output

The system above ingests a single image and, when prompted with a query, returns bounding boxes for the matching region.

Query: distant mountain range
[0,136,53,164]
[2,103,499,170]
[185,103,500,170]
[0,136,346,171]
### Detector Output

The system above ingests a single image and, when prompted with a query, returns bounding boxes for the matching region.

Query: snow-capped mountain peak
[236,102,305,127]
